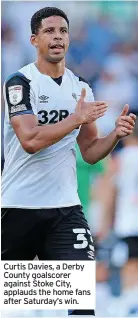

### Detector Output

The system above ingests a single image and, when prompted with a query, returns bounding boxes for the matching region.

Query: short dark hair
[31,7,69,34]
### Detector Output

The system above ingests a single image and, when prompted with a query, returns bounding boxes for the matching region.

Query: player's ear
[30,34,38,48]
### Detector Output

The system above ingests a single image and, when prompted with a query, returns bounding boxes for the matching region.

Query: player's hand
[75,88,108,124]
[115,104,136,139]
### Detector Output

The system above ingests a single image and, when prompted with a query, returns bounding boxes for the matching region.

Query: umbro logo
[39,95,49,103]
[72,93,81,102]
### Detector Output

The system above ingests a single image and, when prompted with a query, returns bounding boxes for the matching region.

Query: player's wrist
[71,113,85,126]
[113,128,122,141]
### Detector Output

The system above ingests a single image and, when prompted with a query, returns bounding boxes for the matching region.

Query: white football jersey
[2,63,94,208]
[114,146,138,237]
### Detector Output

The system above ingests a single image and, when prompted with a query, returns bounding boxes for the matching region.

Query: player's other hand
[75,88,108,124]
[115,104,136,139]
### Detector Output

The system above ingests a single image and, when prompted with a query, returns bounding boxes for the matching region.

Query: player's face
[31,16,69,63]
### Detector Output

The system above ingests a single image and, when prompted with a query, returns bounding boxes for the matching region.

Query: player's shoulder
[65,68,91,89]
[4,63,34,86]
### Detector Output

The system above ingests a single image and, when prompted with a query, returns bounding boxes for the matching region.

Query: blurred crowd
[1,1,138,317]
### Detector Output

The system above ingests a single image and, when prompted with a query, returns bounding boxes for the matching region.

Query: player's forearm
[23,113,81,153]
[83,130,119,164]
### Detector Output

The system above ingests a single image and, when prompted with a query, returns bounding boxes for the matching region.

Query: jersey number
[38,110,69,125]
[73,228,94,250]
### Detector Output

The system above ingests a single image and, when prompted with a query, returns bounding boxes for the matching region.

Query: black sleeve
[79,76,91,88]
[5,72,34,119]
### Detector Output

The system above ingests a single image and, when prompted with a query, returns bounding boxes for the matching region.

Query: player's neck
[35,58,65,78]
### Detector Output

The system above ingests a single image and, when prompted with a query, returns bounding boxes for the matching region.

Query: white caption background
[0,261,95,310]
